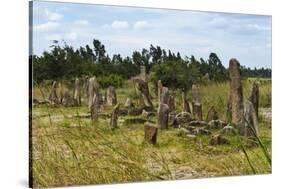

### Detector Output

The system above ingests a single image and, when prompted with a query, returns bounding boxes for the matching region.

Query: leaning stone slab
[110,103,120,129]
[144,122,158,144]
[48,81,59,104]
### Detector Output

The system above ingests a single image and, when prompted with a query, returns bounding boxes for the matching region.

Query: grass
[30,79,272,188]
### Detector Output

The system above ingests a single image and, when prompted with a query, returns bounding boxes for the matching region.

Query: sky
[31,1,272,68]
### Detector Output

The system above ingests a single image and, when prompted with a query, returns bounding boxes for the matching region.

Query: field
[30,79,272,188]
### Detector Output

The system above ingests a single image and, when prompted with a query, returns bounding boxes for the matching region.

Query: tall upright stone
[182,92,191,113]
[160,87,169,105]
[88,76,99,111]
[106,86,117,106]
[74,78,81,106]
[110,103,120,129]
[133,78,153,108]
[48,81,59,104]
[228,58,244,126]
[140,65,147,82]
[248,81,259,119]
[157,103,169,129]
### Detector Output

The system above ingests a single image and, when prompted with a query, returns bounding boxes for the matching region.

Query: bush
[97,74,124,89]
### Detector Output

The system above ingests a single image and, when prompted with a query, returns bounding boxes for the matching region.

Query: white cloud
[74,20,89,26]
[34,22,60,32]
[111,20,129,29]
[65,32,78,41]
[44,9,63,21]
[134,20,152,29]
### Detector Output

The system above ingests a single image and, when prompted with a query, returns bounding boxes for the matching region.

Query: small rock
[188,120,207,127]
[209,134,230,145]
[221,125,237,136]
[177,128,191,136]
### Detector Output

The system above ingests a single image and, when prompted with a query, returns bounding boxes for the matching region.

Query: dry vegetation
[31,79,271,188]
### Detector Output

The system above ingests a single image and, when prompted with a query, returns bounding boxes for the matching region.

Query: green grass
[31,79,272,188]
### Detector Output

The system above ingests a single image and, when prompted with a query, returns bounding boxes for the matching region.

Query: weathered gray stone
[160,87,169,105]
[182,92,191,113]
[110,103,120,129]
[206,106,219,122]
[90,94,99,121]
[209,134,230,145]
[61,90,75,107]
[221,125,236,136]
[207,120,226,130]
[192,102,203,120]
[144,122,158,144]
[106,86,117,106]
[140,65,147,82]
[238,100,258,136]
[133,78,153,108]
[172,112,193,126]
[88,76,99,111]
[188,120,207,127]
[248,80,259,119]
[228,58,244,125]
[48,81,59,104]
[74,78,81,106]
[157,103,169,129]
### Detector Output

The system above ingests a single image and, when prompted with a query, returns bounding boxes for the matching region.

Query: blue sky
[32,1,272,68]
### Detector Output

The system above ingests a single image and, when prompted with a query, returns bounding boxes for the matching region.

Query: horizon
[31,1,272,69]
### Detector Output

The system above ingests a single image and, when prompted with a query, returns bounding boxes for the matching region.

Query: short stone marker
[144,122,158,144]
[106,86,117,106]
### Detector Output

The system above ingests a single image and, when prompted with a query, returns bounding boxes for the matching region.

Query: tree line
[32,39,271,90]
